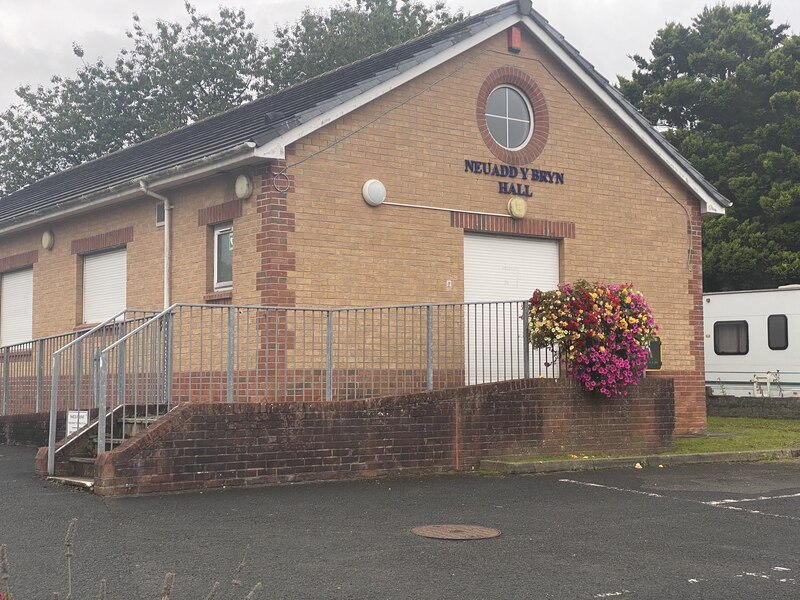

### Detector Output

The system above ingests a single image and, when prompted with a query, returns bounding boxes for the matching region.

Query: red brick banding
[451,211,575,239]
[0,250,38,273]
[476,66,550,165]
[197,199,243,227]
[71,227,133,255]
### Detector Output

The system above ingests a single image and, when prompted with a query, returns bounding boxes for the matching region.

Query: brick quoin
[91,378,674,496]
[649,201,706,434]
[253,162,298,396]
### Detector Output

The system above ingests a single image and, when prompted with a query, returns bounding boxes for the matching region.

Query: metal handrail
[46,309,160,475]
[52,309,159,358]
[97,305,177,355]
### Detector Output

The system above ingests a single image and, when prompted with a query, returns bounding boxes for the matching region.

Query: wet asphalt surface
[2,445,800,599]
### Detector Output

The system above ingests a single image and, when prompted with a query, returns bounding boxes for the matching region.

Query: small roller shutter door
[1,268,33,346]
[83,248,127,323]
[463,234,560,383]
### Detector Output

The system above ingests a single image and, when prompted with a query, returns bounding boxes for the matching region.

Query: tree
[0,0,462,198]
[619,3,800,291]
[266,0,462,89]
[0,2,267,197]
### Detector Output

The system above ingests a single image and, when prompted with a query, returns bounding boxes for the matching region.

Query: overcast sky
[1,0,798,109]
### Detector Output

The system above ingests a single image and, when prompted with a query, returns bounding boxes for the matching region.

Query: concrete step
[122,415,162,437]
[67,456,96,478]
[48,476,94,490]
[124,416,161,424]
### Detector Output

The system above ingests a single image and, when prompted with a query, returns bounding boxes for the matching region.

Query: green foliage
[619,3,800,291]
[0,0,462,198]
[266,0,462,89]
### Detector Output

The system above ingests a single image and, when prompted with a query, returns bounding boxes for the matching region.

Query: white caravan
[704,286,800,397]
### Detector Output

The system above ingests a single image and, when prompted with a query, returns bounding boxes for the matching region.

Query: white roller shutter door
[463,233,560,383]
[1,268,33,346]
[83,248,127,323]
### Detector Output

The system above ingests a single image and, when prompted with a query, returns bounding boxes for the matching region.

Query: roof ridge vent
[517,0,532,15]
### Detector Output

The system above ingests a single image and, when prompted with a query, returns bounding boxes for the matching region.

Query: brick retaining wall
[0,412,66,446]
[92,378,674,496]
[707,395,800,419]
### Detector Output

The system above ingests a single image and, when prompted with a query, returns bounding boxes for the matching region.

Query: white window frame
[213,223,233,290]
[82,248,127,324]
[0,267,34,347]
[485,84,534,151]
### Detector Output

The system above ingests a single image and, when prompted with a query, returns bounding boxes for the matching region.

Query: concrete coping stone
[481,448,800,474]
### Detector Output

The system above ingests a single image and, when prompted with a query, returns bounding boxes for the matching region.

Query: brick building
[0,0,729,433]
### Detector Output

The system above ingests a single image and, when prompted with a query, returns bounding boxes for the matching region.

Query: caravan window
[714,321,748,355]
[768,314,788,350]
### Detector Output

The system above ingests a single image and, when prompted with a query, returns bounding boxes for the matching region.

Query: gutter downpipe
[139,182,172,308]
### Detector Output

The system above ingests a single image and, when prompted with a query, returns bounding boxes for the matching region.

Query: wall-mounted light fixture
[362,179,387,207]
[234,174,254,200]
[507,196,528,219]
[41,229,55,250]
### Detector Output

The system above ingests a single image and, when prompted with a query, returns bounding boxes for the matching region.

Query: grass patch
[673,416,800,454]
[504,417,800,463]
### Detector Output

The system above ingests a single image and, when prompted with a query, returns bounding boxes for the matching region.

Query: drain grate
[411,524,501,540]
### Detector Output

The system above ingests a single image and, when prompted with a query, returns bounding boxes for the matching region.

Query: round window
[484,85,533,151]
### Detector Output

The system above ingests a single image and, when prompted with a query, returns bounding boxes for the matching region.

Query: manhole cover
[411,524,501,540]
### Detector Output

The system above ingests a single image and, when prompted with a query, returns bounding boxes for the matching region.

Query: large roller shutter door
[463,233,559,383]
[1,268,33,346]
[83,248,127,323]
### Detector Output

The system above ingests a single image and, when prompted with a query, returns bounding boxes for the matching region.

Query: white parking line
[704,492,800,506]
[559,479,800,522]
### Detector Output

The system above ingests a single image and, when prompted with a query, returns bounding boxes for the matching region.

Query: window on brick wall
[1,267,33,346]
[485,85,533,150]
[214,222,233,290]
[83,248,127,323]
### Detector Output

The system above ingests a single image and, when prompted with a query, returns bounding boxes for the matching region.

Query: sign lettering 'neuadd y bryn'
[464,160,565,197]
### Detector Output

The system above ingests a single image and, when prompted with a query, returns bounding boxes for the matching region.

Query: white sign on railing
[66,410,89,436]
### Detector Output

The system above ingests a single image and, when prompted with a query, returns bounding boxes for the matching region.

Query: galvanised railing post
[116,339,126,415]
[47,353,61,475]
[426,304,434,391]
[523,301,531,379]
[92,349,101,409]
[73,342,82,411]
[227,307,234,404]
[325,310,333,401]
[97,352,109,454]
[165,313,174,410]
[2,348,9,416]
[36,339,45,412]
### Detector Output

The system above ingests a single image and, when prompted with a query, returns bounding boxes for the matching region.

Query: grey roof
[0,0,729,229]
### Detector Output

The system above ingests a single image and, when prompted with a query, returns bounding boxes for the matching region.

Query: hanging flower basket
[527,281,659,398]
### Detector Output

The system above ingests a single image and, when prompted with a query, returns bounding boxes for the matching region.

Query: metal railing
[89,300,560,456]
[44,310,160,475]
[0,332,76,416]
[0,310,155,417]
